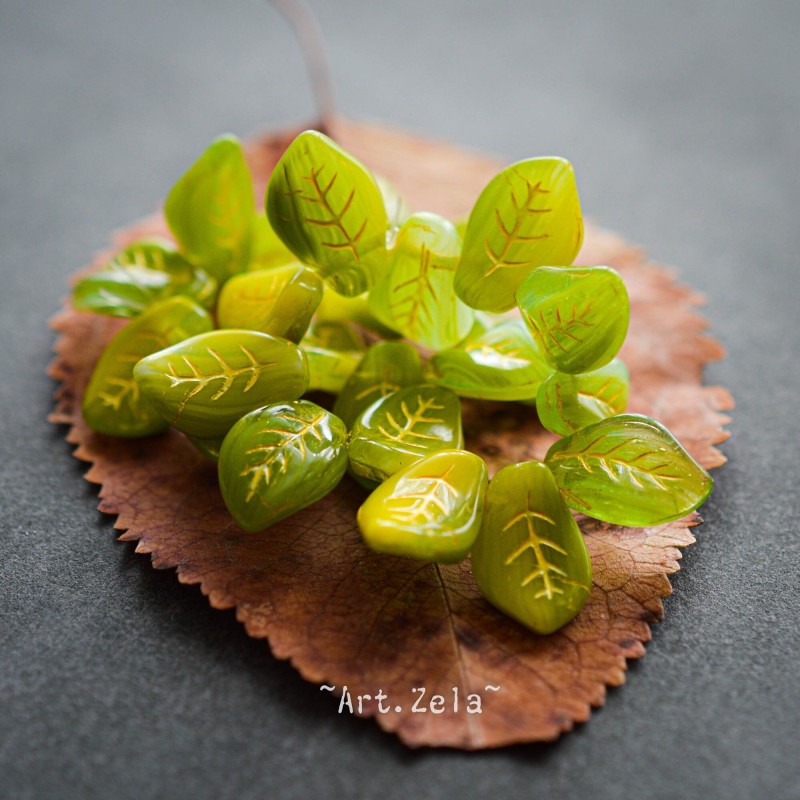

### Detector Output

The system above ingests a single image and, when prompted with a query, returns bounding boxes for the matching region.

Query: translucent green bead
[314,287,399,338]
[454,158,583,312]
[348,385,463,485]
[544,414,713,526]
[517,265,629,374]
[368,212,474,349]
[216,265,323,342]
[266,130,389,297]
[218,400,348,533]
[536,358,630,436]
[165,135,255,282]
[471,460,592,635]
[332,341,424,429]
[425,318,551,401]
[301,321,366,394]
[357,450,488,563]
[133,330,309,439]
[373,172,411,229]
[82,296,213,437]
[72,239,217,318]
[248,214,296,270]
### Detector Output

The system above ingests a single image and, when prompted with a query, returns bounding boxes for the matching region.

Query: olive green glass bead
[218,400,349,533]
[216,264,323,342]
[165,134,255,282]
[186,434,225,463]
[133,330,309,439]
[368,212,474,349]
[301,321,366,394]
[454,158,583,312]
[425,318,551,401]
[517,265,629,374]
[544,414,714,526]
[357,450,488,563]
[332,341,424,429]
[82,296,213,437]
[347,385,463,485]
[536,358,630,436]
[471,460,591,635]
[72,239,217,318]
[266,130,389,297]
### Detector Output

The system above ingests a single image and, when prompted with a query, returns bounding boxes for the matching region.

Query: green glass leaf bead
[72,239,217,318]
[248,214,296,270]
[133,330,309,439]
[471,460,592,635]
[332,341,424,429]
[265,130,389,297]
[357,450,488,563]
[536,359,630,436]
[373,172,411,229]
[348,385,463,485]
[186,434,225,463]
[454,158,583,312]
[544,413,714,526]
[165,134,255,282]
[82,297,213,437]
[301,321,366,394]
[517,265,630,374]
[218,400,349,533]
[216,265,323,342]
[314,286,399,339]
[425,318,552,401]
[368,212,474,349]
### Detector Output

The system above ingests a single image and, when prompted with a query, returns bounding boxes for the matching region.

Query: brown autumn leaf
[49,119,733,749]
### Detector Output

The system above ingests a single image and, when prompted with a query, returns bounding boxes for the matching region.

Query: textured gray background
[1,1,798,798]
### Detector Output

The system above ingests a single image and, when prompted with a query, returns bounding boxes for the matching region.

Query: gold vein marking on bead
[523,302,594,355]
[502,493,582,599]
[388,465,459,529]
[388,244,454,333]
[98,377,140,413]
[166,345,277,415]
[240,411,328,502]
[482,171,552,278]
[287,164,367,263]
[549,435,683,490]
[354,365,401,402]
[377,395,446,450]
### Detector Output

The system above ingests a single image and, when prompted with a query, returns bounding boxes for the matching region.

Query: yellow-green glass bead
[216,264,323,342]
[517,265,629,374]
[357,450,488,563]
[266,130,389,297]
[248,214,296,270]
[536,359,630,436]
[347,385,463,485]
[471,460,592,635]
[218,400,348,533]
[82,296,213,437]
[544,414,714,526]
[133,329,309,439]
[332,341,423,429]
[425,318,551,401]
[368,212,474,349]
[454,158,583,312]
[373,172,411,230]
[301,321,366,394]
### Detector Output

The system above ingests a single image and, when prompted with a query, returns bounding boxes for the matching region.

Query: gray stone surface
[1,1,798,798]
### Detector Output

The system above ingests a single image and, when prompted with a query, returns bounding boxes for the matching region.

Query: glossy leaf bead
[357,450,488,563]
[301,321,366,394]
[186,434,225,463]
[216,265,323,342]
[82,297,213,437]
[368,212,474,349]
[426,318,551,401]
[133,330,309,438]
[333,341,424,429]
[165,134,254,282]
[248,214,296,270]
[72,239,217,318]
[536,359,630,436]
[348,385,463,485]
[455,158,583,312]
[544,414,713,526]
[219,400,348,532]
[373,172,411,229]
[471,460,591,635]
[266,130,389,297]
[517,265,629,374]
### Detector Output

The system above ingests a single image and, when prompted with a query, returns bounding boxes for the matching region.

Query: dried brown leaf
[48,120,733,749]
